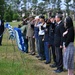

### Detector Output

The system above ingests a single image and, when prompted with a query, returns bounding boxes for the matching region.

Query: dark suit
[54,21,65,70]
[49,23,55,45]
[49,22,56,63]
[0,19,4,45]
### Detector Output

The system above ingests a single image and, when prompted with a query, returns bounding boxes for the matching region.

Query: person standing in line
[49,16,57,68]
[54,14,65,73]
[34,16,40,58]
[63,16,74,75]
[0,15,4,46]
[26,16,35,55]
[38,15,46,60]
[20,18,28,53]
[43,19,50,64]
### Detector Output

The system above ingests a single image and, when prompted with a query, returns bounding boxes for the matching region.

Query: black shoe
[31,52,35,55]
[36,55,40,58]
[44,61,50,64]
[38,58,45,61]
[29,52,35,55]
[50,63,57,68]
[54,69,63,73]
[29,53,32,55]
[0,44,2,46]
[26,52,28,53]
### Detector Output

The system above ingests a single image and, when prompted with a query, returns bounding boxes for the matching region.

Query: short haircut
[39,15,45,20]
[57,11,63,14]
[39,15,45,21]
[50,15,55,18]
[56,14,63,20]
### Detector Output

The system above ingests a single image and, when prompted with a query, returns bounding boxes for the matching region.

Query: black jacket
[49,22,56,45]
[65,27,74,47]
[44,25,49,42]
[0,20,4,35]
[54,21,65,47]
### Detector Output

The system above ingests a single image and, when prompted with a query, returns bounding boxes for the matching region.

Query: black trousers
[39,35,45,59]
[50,44,56,63]
[55,47,63,70]
[24,37,28,53]
[0,35,3,45]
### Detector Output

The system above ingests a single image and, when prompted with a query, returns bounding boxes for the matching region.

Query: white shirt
[57,21,61,25]
[38,23,46,35]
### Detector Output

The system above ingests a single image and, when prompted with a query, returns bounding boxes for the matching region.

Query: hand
[60,45,63,48]
[26,36,28,39]
[45,29,48,31]
[63,46,66,52]
[33,36,35,38]
[42,38,44,41]
[63,30,68,37]
[48,44,50,48]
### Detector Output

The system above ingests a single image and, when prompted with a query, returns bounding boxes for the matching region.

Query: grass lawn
[0,21,75,75]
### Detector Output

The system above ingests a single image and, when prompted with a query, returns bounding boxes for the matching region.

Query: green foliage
[37,2,47,15]
[65,0,71,3]
[43,0,50,2]
[4,5,13,22]
[3,0,75,20]
[51,0,56,3]
[0,0,5,18]
[4,12,20,22]
[56,0,61,11]
[4,12,12,22]
[32,0,38,4]
[51,0,56,9]
[4,3,21,22]
[13,13,19,20]
[71,0,75,11]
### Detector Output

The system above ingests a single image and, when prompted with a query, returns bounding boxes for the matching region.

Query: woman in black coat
[63,16,74,75]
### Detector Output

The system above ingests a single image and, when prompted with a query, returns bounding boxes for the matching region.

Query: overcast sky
[20,0,73,10]
[38,0,73,10]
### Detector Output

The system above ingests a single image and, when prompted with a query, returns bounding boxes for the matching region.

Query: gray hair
[56,14,63,20]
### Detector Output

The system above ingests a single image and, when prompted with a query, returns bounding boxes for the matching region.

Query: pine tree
[65,0,71,15]
[0,0,5,18]
[56,0,61,11]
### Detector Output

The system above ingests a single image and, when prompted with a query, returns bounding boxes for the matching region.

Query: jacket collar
[57,20,62,25]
